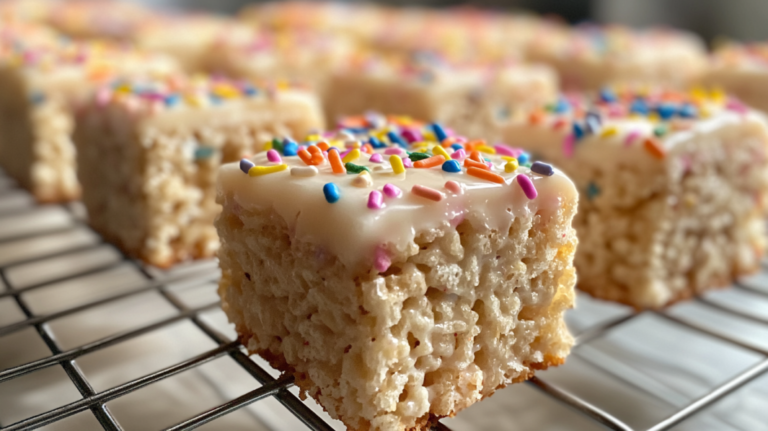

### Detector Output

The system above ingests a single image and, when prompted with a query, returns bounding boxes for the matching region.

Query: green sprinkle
[345,162,370,174]
[271,138,284,153]
[654,124,668,137]
[194,146,215,160]
[407,152,432,161]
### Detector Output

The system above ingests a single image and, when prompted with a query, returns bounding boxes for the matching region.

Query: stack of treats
[1,1,768,430]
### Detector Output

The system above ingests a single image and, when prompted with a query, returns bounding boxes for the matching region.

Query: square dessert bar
[216,117,578,430]
[502,88,768,308]
[526,25,707,91]
[73,76,324,267]
[0,37,180,202]
[698,43,768,113]
[324,53,557,139]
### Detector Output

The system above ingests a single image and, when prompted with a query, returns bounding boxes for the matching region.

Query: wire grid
[0,175,766,431]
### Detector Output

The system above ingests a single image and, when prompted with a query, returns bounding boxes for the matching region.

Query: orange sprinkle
[307,145,321,155]
[328,149,346,174]
[467,167,505,184]
[316,141,330,151]
[362,143,374,154]
[464,141,477,152]
[414,155,446,168]
[552,118,567,130]
[298,149,313,165]
[411,184,445,201]
[469,150,483,162]
[341,115,367,128]
[309,153,324,165]
[529,111,544,125]
[441,137,458,148]
[464,158,490,170]
[644,138,666,160]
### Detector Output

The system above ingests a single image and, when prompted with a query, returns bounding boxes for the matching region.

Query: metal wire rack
[0,169,766,431]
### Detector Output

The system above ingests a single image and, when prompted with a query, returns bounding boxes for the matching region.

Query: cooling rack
[0,168,766,431]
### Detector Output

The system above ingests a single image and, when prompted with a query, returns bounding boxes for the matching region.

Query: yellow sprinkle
[422,131,436,141]
[185,94,203,107]
[600,127,618,137]
[306,134,321,141]
[432,145,450,159]
[419,147,430,153]
[500,156,516,162]
[373,130,388,141]
[212,84,239,99]
[504,159,519,173]
[477,145,496,154]
[264,141,273,151]
[114,83,132,94]
[647,112,660,123]
[700,107,712,118]
[390,155,405,175]
[710,87,726,103]
[276,80,290,91]
[248,164,288,176]
[342,148,361,163]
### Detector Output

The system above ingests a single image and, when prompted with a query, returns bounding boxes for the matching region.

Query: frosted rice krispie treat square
[526,25,707,91]
[73,75,324,267]
[698,42,768,113]
[216,116,578,430]
[501,87,768,308]
[0,37,180,202]
[324,53,558,138]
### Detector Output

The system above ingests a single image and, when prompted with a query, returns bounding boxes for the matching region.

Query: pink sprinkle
[298,145,307,152]
[402,157,413,168]
[374,246,391,273]
[625,130,641,146]
[384,147,403,155]
[96,88,111,107]
[453,136,467,143]
[486,161,493,169]
[445,180,463,194]
[339,148,352,159]
[400,128,422,143]
[494,145,516,156]
[444,127,456,137]
[563,133,575,158]
[369,153,383,163]
[383,183,402,198]
[451,149,467,160]
[267,149,281,163]
[726,100,748,114]
[368,190,385,209]
[516,175,538,200]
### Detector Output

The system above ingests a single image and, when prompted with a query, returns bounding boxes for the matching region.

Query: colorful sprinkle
[643,138,666,159]
[432,145,451,159]
[342,148,361,163]
[494,145,516,157]
[516,175,537,199]
[323,183,340,203]
[431,123,448,142]
[505,159,519,173]
[384,147,403,155]
[464,158,490,171]
[390,155,405,174]
[442,160,462,173]
[387,131,408,148]
[353,171,373,187]
[408,151,432,162]
[467,166,504,184]
[283,141,299,156]
[383,183,402,198]
[345,162,370,174]
[291,166,318,177]
[531,161,554,176]
[625,130,641,146]
[367,190,384,209]
[444,180,463,194]
[369,153,383,163]
[328,149,346,174]
[412,184,445,201]
[414,155,446,168]
[451,149,467,160]
[402,157,413,168]
[239,158,254,174]
[267,149,282,163]
[248,164,288,177]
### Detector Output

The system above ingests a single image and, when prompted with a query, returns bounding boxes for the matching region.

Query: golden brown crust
[237,328,567,431]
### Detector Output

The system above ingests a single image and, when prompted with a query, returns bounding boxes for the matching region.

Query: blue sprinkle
[656,103,676,120]
[599,88,617,103]
[239,159,254,174]
[530,161,554,176]
[194,146,215,160]
[450,143,464,151]
[29,92,45,105]
[387,131,408,148]
[164,94,180,107]
[344,127,368,134]
[678,104,698,118]
[553,98,570,113]
[368,136,386,149]
[587,182,600,200]
[572,123,585,140]
[323,183,340,203]
[327,146,340,153]
[243,86,258,97]
[441,160,462,173]
[585,115,601,134]
[282,141,299,156]
[517,152,530,164]
[431,123,448,142]
[630,98,649,115]
[209,94,222,105]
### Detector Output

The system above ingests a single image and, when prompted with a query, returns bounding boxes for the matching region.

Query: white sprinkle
[352,171,373,188]
[291,166,318,177]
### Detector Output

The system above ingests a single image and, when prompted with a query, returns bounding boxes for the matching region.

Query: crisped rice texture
[216,196,577,431]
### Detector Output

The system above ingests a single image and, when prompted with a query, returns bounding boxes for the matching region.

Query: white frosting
[218,144,577,270]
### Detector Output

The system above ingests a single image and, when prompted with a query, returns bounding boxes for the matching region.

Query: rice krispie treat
[526,25,707,91]
[698,43,768,113]
[133,14,254,73]
[0,38,180,202]
[73,76,324,267]
[0,0,53,24]
[501,88,768,308]
[324,52,557,138]
[203,28,355,96]
[47,0,153,41]
[216,117,578,430]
